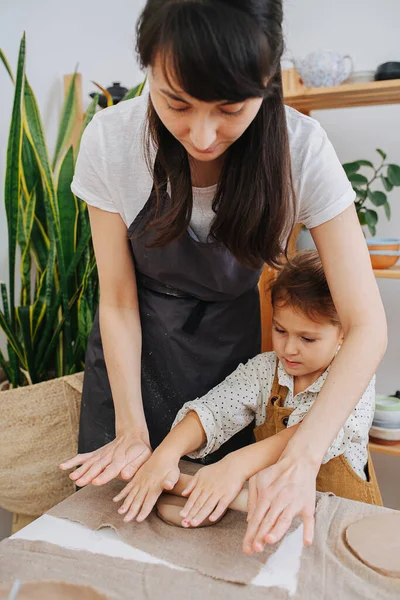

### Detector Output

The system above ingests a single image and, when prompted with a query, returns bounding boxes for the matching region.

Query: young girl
[113,252,382,536]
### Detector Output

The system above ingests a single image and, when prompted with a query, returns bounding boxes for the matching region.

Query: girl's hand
[179,455,248,527]
[59,432,152,487]
[112,452,181,522]
[243,454,318,554]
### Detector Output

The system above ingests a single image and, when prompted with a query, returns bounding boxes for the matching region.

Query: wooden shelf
[374,265,400,279]
[284,77,400,113]
[369,440,400,457]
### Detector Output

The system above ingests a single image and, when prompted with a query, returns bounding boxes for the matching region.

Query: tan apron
[254,367,383,506]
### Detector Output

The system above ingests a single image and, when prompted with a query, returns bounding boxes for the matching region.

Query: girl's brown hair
[136,0,295,269]
[271,251,340,325]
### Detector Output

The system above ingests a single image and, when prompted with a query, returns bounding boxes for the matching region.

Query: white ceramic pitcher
[292,51,353,88]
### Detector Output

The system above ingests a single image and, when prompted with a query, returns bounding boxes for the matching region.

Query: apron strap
[269,361,289,407]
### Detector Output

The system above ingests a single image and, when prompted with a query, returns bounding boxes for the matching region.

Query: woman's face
[148,55,264,163]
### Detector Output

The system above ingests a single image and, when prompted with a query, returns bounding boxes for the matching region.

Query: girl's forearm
[153,411,207,460]
[284,324,386,466]
[100,304,147,438]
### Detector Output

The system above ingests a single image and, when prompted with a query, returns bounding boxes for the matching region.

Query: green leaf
[56,146,79,274]
[365,209,378,228]
[21,130,40,198]
[19,188,36,305]
[348,173,368,186]
[91,80,113,106]
[357,209,367,226]
[122,76,147,101]
[353,187,367,201]
[0,348,12,383]
[31,270,47,340]
[17,305,38,383]
[343,161,361,176]
[4,33,25,331]
[0,282,11,327]
[381,175,393,192]
[23,78,74,368]
[52,71,78,168]
[0,309,26,366]
[0,48,15,83]
[77,292,93,353]
[387,164,400,187]
[383,201,391,221]
[355,160,374,168]
[368,224,376,237]
[376,148,387,160]
[367,190,387,207]
[122,84,141,101]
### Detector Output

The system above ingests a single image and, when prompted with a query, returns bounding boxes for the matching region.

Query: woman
[61,0,387,551]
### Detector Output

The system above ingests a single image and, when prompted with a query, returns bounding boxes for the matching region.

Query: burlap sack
[0,372,83,516]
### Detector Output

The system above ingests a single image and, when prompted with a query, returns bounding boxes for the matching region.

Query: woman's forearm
[285,323,386,465]
[100,303,147,438]
[230,423,301,479]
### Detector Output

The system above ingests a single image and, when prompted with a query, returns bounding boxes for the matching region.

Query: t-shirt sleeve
[71,115,118,213]
[296,125,356,230]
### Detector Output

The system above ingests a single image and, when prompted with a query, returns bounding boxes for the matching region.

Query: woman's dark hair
[136,0,295,269]
[271,251,341,326]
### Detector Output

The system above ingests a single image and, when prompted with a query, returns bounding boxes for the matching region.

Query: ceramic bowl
[370,424,400,442]
[373,396,400,428]
[369,250,400,269]
[366,238,400,251]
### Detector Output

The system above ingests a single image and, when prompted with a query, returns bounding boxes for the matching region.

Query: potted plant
[297,149,400,251]
[0,34,145,518]
[343,149,400,236]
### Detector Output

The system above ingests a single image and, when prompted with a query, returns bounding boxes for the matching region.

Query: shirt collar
[277,359,331,395]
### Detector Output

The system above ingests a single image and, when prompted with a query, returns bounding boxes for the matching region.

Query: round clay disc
[346,514,400,578]
[156,493,226,528]
[0,580,108,599]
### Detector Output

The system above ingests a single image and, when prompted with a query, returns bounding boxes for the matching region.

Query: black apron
[79,186,262,463]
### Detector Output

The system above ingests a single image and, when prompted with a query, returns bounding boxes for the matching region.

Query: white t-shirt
[172,351,375,480]
[71,92,355,240]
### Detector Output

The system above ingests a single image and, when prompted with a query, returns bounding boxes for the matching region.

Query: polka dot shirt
[172,351,375,480]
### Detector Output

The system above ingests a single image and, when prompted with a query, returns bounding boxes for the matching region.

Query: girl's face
[148,55,264,163]
[272,303,344,381]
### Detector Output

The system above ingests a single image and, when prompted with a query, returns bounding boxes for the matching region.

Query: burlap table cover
[48,472,301,585]
[0,538,288,600]
[296,493,400,599]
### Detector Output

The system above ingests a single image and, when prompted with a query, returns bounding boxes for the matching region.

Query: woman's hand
[243,454,318,554]
[179,455,248,527]
[112,451,181,522]
[59,431,152,487]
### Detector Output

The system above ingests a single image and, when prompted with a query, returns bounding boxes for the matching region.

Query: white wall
[284,0,400,509]
[0,1,399,536]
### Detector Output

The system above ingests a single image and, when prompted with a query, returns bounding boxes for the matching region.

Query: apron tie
[182,300,208,335]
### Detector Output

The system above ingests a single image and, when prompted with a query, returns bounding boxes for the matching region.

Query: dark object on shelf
[90,82,128,108]
[391,391,400,400]
[375,62,400,81]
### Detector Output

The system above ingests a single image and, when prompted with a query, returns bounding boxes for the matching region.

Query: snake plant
[0,34,144,387]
